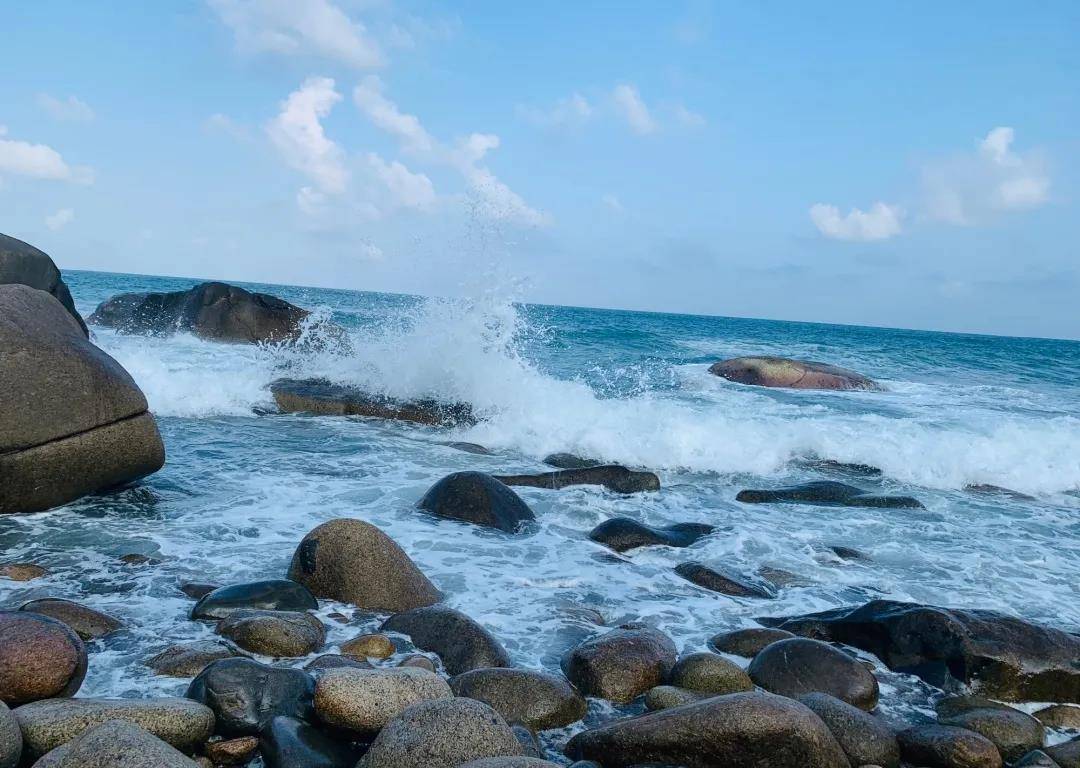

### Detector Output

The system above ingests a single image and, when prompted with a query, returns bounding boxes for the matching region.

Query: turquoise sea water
[3,270,1079,744]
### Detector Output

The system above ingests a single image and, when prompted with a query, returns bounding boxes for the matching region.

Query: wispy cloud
[612,84,657,135]
[518,93,593,131]
[37,94,95,122]
[0,125,93,185]
[45,208,75,231]
[810,202,904,241]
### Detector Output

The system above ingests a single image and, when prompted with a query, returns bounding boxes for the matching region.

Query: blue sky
[2,1,1078,338]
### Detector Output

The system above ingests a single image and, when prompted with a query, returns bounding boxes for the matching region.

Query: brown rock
[340,633,395,660]
[450,667,587,730]
[0,564,48,582]
[146,641,239,678]
[313,667,452,735]
[19,600,121,641]
[709,356,880,391]
[1034,704,1080,729]
[897,725,1003,768]
[669,652,753,694]
[215,610,325,658]
[205,736,259,766]
[748,637,879,711]
[0,612,86,706]
[560,625,676,704]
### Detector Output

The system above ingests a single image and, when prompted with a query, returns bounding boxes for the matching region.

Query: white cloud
[518,93,592,130]
[266,76,347,195]
[37,94,94,122]
[673,103,706,128]
[612,84,656,135]
[353,76,434,154]
[0,125,93,184]
[810,202,904,241]
[924,126,1049,225]
[365,153,436,211]
[45,208,75,231]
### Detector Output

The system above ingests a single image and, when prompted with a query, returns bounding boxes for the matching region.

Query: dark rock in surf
[829,545,872,562]
[674,562,776,599]
[708,626,795,657]
[560,625,676,704]
[381,606,510,676]
[0,284,165,514]
[416,472,535,533]
[1046,738,1080,768]
[710,356,881,391]
[450,667,587,730]
[760,600,1080,703]
[799,693,901,768]
[0,232,86,335]
[748,637,879,710]
[493,466,660,494]
[542,453,601,470]
[588,518,715,553]
[18,599,122,641]
[146,640,240,678]
[736,480,924,509]
[271,378,475,427]
[0,612,86,706]
[215,609,326,658]
[178,581,220,600]
[564,690,850,768]
[939,707,1045,762]
[286,519,442,613]
[796,457,883,476]
[186,658,315,736]
[965,484,1037,502]
[897,724,1003,768]
[259,716,364,768]
[445,442,493,455]
[191,580,318,620]
[89,281,308,344]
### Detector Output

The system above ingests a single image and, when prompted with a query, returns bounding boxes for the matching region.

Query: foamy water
[2,270,1079,754]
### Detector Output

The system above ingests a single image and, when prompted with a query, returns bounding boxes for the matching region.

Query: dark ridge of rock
[89,281,308,344]
[271,378,475,427]
[965,484,1037,502]
[542,454,602,470]
[897,724,1003,768]
[416,472,535,533]
[560,625,676,704]
[18,600,122,641]
[829,546,872,562]
[178,581,221,600]
[748,637,880,711]
[381,606,511,676]
[444,442,492,455]
[708,627,795,657]
[0,612,86,706]
[0,232,86,335]
[588,518,715,553]
[185,658,315,736]
[760,600,1080,703]
[795,458,883,477]
[709,356,881,391]
[674,562,776,599]
[565,690,851,768]
[190,580,318,620]
[493,466,660,494]
[0,284,165,514]
[736,480,924,509]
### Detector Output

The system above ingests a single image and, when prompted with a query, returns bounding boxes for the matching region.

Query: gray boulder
[709,356,879,391]
[748,637,879,711]
[560,625,676,704]
[381,606,510,675]
[313,667,451,736]
[736,481,923,509]
[0,233,85,335]
[450,667,587,730]
[33,720,200,768]
[800,693,900,768]
[0,701,20,768]
[417,472,535,533]
[0,285,165,514]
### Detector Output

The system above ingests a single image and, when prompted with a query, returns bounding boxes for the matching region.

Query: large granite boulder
[897,724,1002,768]
[32,720,201,768]
[18,600,121,641]
[185,658,314,736]
[800,693,900,768]
[381,606,511,676]
[736,481,923,509]
[588,518,714,552]
[0,233,85,335]
[709,356,880,391]
[0,285,165,514]
[191,580,317,620]
[747,637,880,710]
[0,613,86,706]
[286,519,441,613]
[313,667,451,736]
[565,690,850,768]
[493,466,660,494]
[560,625,676,704]
[271,378,475,427]
[450,668,587,730]
[88,281,308,344]
[762,600,1080,702]
[416,473,536,533]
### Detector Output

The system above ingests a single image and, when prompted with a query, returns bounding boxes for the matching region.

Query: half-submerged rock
[0,285,165,514]
[710,356,880,391]
[675,562,776,599]
[747,637,880,710]
[493,466,660,494]
[416,472,535,533]
[89,281,308,343]
[588,518,714,553]
[271,378,475,427]
[0,233,86,335]
[736,481,923,509]
[190,579,318,620]
[381,606,511,676]
[761,600,1080,703]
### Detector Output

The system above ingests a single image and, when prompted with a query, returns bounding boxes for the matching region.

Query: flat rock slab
[710,356,880,391]
[588,518,714,553]
[736,481,923,509]
[271,378,475,427]
[493,466,659,494]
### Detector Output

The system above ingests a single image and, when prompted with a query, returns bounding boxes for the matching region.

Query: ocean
[3,269,1079,741]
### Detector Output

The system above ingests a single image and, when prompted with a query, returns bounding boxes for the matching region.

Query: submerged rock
[709,356,880,391]
[736,481,924,509]
[0,563,48,582]
[761,600,1080,703]
[89,281,308,344]
[542,453,601,469]
[796,458,883,477]
[19,600,122,641]
[560,625,676,704]
[0,232,86,335]
[271,378,475,427]
[588,518,715,553]
[286,518,442,613]
[674,562,776,599]
[186,658,314,736]
[493,466,660,494]
[800,692,900,768]
[191,580,318,620]
[0,612,86,706]
[0,284,165,514]
[313,667,452,736]
[381,606,510,676]
[146,640,239,678]
[214,609,326,658]
[965,484,1037,501]
[708,627,795,657]
[565,690,850,768]
[416,472,536,533]
[748,637,879,710]
[259,716,363,768]
[450,667,587,730]
[897,724,1003,768]
[35,720,201,768]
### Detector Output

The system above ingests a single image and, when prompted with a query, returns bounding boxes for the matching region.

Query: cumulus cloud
[810,202,904,241]
[923,127,1049,225]
[45,208,75,231]
[209,0,382,69]
[518,93,592,130]
[0,125,93,184]
[37,94,94,122]
[612,84,656,135]
[266,76,347,194]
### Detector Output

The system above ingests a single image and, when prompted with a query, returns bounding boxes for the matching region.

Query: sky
[2,1,1078,339]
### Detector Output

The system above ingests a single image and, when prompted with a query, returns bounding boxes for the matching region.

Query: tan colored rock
[314,667,451,735]
[0,613,86,706]
[0,564,48,582]
[340,633,395,660]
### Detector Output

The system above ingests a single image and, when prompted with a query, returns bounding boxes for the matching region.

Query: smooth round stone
[0,701,20,768]
[215,610,325,658]
[708,627,795,657]
[313,667,452,735]
[0,612,86,706]
[340,633,395,659]
[205,735,259,766]
[33,720,200,768]
[897,725,1003,768]
[560,625,677,704]
[748,638,879,711]
[416,471,536,533]
[304,654,373,672]
[381,605,510,676]
[1033,704,1080,729]
[669,652,753,694]
[186,658,315,737]
[450,667,587,730]
[644,685,709,711]
[939,707,1045,763]
[398,655,437,672]
[145,641,239,678]
[799,693,900,768]
[191,580,318,621]
[18,600,121,641]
